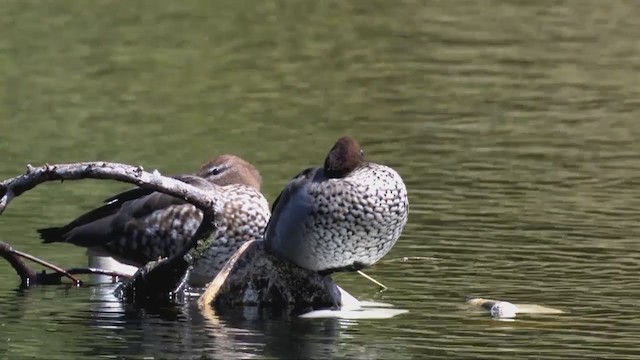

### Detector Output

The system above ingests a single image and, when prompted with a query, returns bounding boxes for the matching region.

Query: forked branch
[0,162,219,299]
[0,240,132,286]
[0,162,216,215]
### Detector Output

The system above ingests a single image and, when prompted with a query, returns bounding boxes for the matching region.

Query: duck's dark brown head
[323,136,365,178]
[197,154,262,190]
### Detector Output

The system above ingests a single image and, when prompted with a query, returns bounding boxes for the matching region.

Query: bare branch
[0,240,39,287]
[119,210,216,303]
[63,268,133,279]
[0,161,219,300]
[0,239,134,287]
[0,241,82,285]
[0,162,216,215]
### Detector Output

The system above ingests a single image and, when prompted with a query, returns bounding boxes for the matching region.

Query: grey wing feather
[264,167,320,247]
[38,174,214,248]
[269,167,319,212]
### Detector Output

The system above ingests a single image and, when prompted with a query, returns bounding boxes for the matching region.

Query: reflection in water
[1,0,640,359]
[84,283,379,359]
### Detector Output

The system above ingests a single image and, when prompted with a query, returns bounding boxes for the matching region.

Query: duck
[37,154,271,287]
[264,136,409,276]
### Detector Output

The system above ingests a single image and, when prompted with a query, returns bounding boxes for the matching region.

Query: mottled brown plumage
[38,155,270,286]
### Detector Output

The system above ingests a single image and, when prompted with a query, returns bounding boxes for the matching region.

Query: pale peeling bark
[0,162,216,214]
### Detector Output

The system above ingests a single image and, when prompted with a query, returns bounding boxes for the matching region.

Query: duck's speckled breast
[190,184,271,287]
[301,163,409,272]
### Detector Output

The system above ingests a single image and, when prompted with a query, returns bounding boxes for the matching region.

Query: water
[1,1,640,358]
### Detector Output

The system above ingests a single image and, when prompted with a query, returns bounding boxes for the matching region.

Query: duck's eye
[208,167,222,176]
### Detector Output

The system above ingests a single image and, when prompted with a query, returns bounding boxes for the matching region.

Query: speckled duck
[264,136,409,275]
[38,155,271,287]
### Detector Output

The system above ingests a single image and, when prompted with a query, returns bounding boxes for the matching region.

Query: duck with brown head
[38,154,270,287]
[264,136,409,276]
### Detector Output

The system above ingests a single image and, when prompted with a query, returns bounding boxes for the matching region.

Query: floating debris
[466,296,564,319]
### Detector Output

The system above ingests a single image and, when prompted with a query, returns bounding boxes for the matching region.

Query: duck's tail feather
[37,227,67,243]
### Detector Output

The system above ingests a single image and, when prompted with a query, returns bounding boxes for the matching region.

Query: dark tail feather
[37,227,67,243]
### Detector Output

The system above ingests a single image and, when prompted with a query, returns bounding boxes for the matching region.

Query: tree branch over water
[0,162,218,300]
[0,240,132,286]
[0,240,82,286]
[0,162,216,214]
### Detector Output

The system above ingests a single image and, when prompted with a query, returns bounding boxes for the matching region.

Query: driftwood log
[0,162,338,312]
[198,240,341,314]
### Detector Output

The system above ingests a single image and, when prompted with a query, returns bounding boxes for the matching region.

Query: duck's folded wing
[269,167,319,212]
[264,167,319,248]
[103,192,206,264]
[38,174,213,247]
